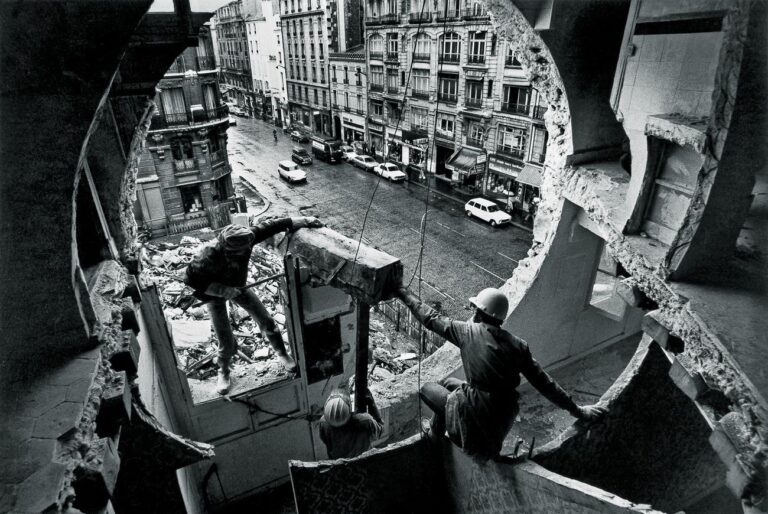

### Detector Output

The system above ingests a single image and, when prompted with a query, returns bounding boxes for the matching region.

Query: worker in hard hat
[319,386,383,459]
[185,218,322,395]
[396,285,606,459]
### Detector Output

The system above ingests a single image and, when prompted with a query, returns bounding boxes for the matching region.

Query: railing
[412,52,430,62]
[438,93,457,103]
[190,105,230,123]
[467,54,485,65]
[411,89,430,99]
[409,11,432,22]
[500,102,529,115]
[496,146,525,159]
[385,52,399,61]
[505,55,521,67]
[365,13,399,25]
[197,56,216,70]
[436,9,460,20]
[462,7,488,19]
[467,137,484,147]
[368,114,385,124]
[151,111,189,129]
[411,125,428,136]
[465,97,483,108]
[173,158,197,172]
[532,105,547,119]
[370,83,384,92]
[387,85,400,94]
[439,54,460,64]
[435,128,454,140]
[369,51,384,60]
[343,78,349,84]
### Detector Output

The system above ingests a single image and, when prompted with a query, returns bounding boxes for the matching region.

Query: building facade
[364,1,548,212]
[135,28,235,237]
[244,0,290,126]
[329,46,367,144]
[215,1,255,113]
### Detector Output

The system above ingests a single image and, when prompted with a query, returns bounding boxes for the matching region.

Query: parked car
[340,145,357,162]
[311,136,343,163]
[230,106,246,117]
[464,197,512,227]
[374,163,406,182]
[291,146,313,165]
[228,115,237,126]
[290,130,310,143]
[349,154,378,171]
[278,160,307,183]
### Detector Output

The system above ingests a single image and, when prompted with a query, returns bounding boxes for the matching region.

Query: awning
[445,147,484,175]
[517,164,543,188]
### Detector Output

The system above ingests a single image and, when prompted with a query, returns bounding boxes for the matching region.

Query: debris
[170,319,212,348]
[253,347,271,359]
[394,352,417,362]
[237,350,255,363]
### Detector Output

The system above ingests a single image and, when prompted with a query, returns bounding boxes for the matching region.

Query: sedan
[340,145,357,162]
[374,163,406,182]
[290,130,310,143]
[350,154,378,171]
[278,161,307,183]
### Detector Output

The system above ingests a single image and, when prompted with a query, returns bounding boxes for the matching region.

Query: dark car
[291,146,313,165]
[290,130,310,143]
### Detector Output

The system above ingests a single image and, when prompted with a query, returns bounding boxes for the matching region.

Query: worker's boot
[216,359,232,395]
[276,351,297,373]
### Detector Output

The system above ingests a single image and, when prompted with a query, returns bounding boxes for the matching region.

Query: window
[209,135,221,152]
[369,35,384,58]
[387,102,401,123]
[345,92,349,107]
[465,79,483,107]
[530,127,548,163]
[411,106,428,129]
[387,33,399,55]
[387,68,398,90]
[413,34,431,60]
[314,89,318,104]
[437,113,454,135]
[332,90,337,106]
[440,32,460,63]
[401,71,405,86]
[179,185,203,213]
[343,67,348,83]
[505,46,522,68]
[412,69,429,95]
[371,101,384,116]
[467,31,486,63]
[371,66,384,88]
[357,94,362,111]
[171,137,193,160]
[497,125,527,158]
[467,122,484,146]
[159,87,186,115]
[322,90,327,105]
[438,74,458,102]
[501,85,530,114]
[491,35,497,56]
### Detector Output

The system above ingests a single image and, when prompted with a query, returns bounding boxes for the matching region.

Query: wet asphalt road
[227,116,533,319]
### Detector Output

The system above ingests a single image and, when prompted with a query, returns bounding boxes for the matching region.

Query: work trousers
[208,289,286,367]
[419,377,464,437]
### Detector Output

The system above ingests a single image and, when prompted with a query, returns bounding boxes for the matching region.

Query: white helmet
[469,288,509,322]
[324,390,352,427]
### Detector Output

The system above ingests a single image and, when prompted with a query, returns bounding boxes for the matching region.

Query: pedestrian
[185,218,322,395]
[396,285,606,460]
[273,129,278,143]
[319,385,383,459]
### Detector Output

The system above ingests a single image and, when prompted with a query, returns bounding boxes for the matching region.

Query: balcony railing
[387,85,400,94]
[532,105,547,119]
[435,128,454,140]
[152,112,189,129]
[369,51,384,60]
[438,93,457,103]
[409,11,432,22]
[466,54,486,65]
[462,7,489,19]
[436,9,460,20]
[505,55,522,68]
[500,102,529,115]
[412,53,430,62]
[173,158,197,172]
[411,125,428,136]
[365,13,399,25]
[368,114,385,124]
[385,52,399,61]
[439,54,460,64]
[465,97,483,108]
[370,83,384,92]
[497,146,525,159]
[411,89,430,99]
[467,137,484,147]
[151,105,230,130]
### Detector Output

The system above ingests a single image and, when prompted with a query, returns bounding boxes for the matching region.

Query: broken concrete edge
[289,433,423,470]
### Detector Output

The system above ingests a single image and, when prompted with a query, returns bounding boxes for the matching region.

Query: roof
[468,197,496,206]
[517,164,543,187]
[446,147,483,174]
[328,45,366,61]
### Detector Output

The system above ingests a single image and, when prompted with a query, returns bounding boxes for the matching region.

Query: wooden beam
[355,302,370,413]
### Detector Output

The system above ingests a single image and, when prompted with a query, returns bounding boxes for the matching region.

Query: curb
[236,173,271,218]
[406,180,534,233]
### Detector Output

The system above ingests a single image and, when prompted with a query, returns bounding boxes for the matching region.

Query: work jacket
[401,293,579,459]
[184,218,293,299]
[318,413,382,460]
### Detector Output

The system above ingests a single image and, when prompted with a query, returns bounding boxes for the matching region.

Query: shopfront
[368,123,384,157]
[484,154,523,212]
[516,163,543,215]
[341,114,365,143]
[445,147,486,196]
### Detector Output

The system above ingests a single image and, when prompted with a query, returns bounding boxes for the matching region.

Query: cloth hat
[219,224,254,251]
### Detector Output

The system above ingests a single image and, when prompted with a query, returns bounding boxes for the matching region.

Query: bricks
[108,330,141,376]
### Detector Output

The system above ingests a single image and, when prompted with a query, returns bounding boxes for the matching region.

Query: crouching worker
[319,386,383,459]
[185,218,322,395]
[397,286,605,460]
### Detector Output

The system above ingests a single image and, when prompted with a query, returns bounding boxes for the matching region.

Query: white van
[278,160,307,183]
[464,197,512,227]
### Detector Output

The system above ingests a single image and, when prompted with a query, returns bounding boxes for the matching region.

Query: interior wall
[503,200,644,367]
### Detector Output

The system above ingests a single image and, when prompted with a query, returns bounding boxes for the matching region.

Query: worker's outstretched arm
[365,387,383,425]
[519,344,605,421]
[251,216,322,243]
[397,286,468,348]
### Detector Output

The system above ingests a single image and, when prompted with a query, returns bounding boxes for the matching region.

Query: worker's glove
[292,216,323,229]
[205,282,242,300]
[574,404,607,422]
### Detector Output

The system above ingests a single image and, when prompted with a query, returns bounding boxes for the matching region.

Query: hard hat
[469,288,509,322]
[324,390,352,427]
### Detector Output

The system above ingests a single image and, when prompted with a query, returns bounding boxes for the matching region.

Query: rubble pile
[140,236,291,399]
[368,317,420,382]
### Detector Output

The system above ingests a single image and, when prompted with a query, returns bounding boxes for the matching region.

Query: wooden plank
[355,302,370,413]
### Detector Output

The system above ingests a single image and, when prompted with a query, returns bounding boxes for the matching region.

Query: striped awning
[445,147,483,174]
[517,164,543,188]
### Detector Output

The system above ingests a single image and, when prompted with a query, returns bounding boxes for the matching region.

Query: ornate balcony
[500,102,529,115]
[409,11,432,23]
[465,97,483,108]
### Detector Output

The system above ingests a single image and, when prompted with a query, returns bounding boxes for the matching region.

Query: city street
[228,116,533,319]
